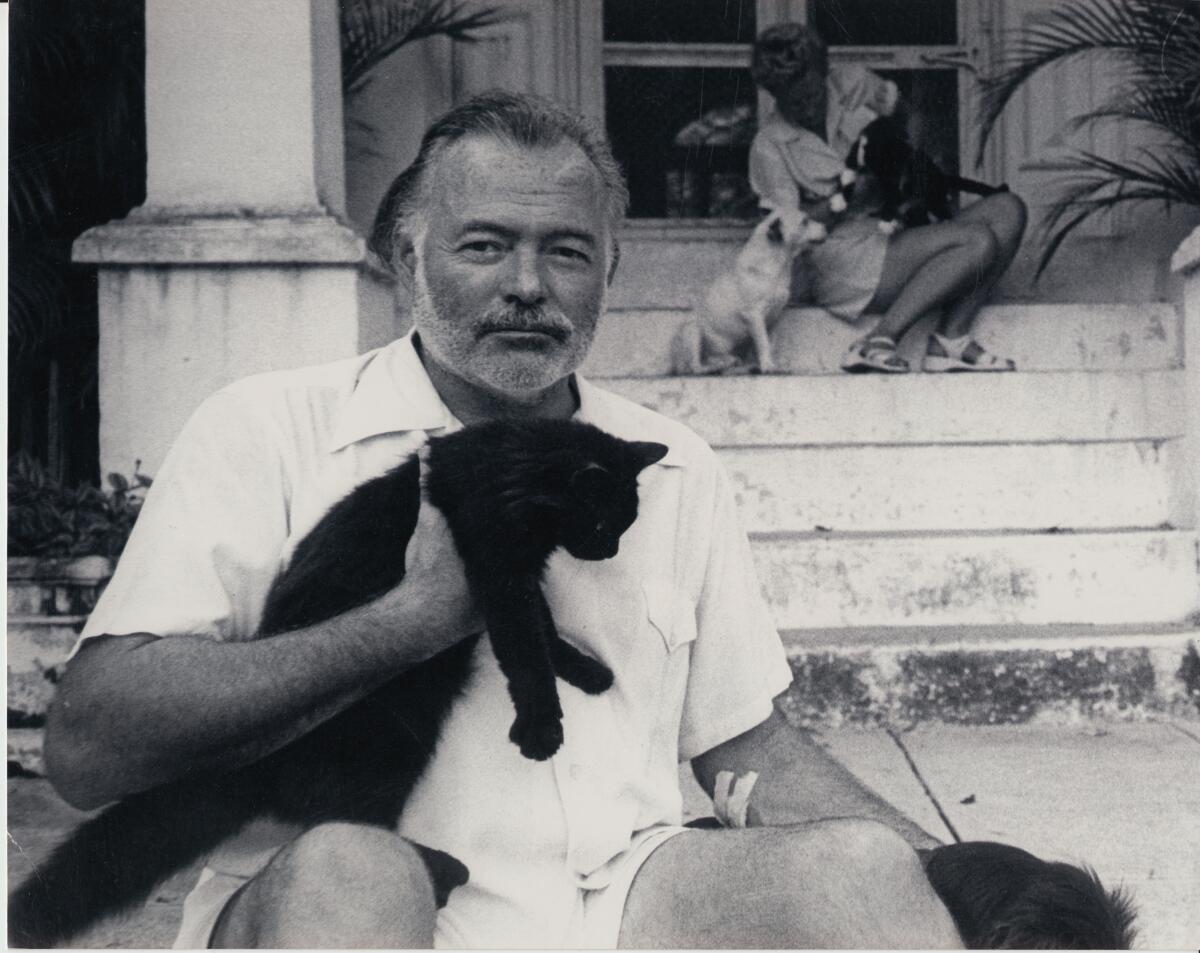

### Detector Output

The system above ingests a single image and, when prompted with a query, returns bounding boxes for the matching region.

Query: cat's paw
[510,714,564,761]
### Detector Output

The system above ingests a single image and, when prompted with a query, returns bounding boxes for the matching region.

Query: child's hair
[751,23,828,96]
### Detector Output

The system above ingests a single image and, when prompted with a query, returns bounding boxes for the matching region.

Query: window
[599,0,981,221]
[603,0,764,220]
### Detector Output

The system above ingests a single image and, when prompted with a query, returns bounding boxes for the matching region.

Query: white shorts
[172,825,689,949]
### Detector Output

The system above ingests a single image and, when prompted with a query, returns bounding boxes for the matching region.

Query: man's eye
[551,246,590,263]
[459,240,504,256]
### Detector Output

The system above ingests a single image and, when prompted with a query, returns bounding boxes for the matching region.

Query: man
[46,91,962,948]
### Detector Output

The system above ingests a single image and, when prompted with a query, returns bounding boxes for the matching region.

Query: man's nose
[501,247,547,305]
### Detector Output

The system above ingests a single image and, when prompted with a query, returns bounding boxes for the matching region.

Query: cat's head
[559,438,667,561]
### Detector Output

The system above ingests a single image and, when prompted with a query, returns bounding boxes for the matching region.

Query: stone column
[74,0,397,477]
[1170,226,1200,530]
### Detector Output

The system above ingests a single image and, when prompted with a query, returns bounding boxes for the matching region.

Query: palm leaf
[340,0,506,92]
[977,0,1199,165]
[1067,88,1200,153]
[1033,148,1200,276]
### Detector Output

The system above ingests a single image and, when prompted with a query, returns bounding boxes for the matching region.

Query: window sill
[618,219,755,241]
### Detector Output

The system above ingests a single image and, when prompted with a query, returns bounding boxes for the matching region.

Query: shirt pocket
[642,578,698,653]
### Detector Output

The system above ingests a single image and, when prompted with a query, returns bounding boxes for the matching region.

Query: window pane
[812,0,957,46]
[604,0,756,45]
[606,66,758,218]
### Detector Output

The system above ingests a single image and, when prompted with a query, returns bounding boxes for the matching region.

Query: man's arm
[691,704,942,850]
[45,498,479,810]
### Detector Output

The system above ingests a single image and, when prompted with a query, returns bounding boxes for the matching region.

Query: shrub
[7,453,151,560]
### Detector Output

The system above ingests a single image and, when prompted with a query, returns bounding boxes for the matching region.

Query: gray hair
[370,90,628,269]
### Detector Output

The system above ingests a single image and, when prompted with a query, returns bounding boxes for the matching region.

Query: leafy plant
[340,0,506,94]
[977,0,1200,277]
[7,453,152,561]
[8,0,146,362]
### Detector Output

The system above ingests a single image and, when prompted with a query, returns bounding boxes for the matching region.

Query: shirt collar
[328,330,454,452]
[574,374,687,468]
[330,330,686,468]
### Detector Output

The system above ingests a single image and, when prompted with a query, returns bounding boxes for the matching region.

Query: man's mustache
[476,306,571,342]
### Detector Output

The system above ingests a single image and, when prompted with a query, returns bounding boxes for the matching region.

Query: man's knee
[278,822,434,898]
[774,820,961,948]
[221,823,436,947]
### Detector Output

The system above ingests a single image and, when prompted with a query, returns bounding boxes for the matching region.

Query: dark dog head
[922,842,1137,949]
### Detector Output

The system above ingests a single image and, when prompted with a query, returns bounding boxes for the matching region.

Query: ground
[8,720,1199,948]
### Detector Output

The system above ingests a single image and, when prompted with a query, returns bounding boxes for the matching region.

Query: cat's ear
[627,441,668,472]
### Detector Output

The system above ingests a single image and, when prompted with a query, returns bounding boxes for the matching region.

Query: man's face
[405,135,611,400]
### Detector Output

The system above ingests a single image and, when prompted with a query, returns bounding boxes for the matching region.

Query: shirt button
[569,763,583,782]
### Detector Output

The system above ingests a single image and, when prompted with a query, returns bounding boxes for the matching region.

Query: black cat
[846,116,1008,229]
[9,418,667,948]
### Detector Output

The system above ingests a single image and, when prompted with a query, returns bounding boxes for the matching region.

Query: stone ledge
[1170,224,1200,274]
[778,629,1200,727]
[73,209,370,265]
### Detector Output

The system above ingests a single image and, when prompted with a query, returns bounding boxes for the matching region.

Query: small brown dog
[672,207,827,375]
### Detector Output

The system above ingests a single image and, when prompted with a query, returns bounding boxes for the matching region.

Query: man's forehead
[428,135,605,211]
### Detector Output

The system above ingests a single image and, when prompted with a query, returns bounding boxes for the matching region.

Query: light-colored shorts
[173,825,689,949]
[796,216,892,321]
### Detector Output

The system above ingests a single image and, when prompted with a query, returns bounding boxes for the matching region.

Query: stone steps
[751,529,1199,629]
[603,369,1184,445]
[599,307,1198,727]
[721,440,1176,534]
[6,615,86,723]
[774,624,1200,726]
[584,304,1181,378]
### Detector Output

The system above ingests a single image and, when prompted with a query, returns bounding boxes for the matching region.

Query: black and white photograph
[6,0,1200,947]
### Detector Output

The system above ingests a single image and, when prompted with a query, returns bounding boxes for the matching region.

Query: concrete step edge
[750,528,1200,629]
[602,370,1186,447]
[588,302,1182,376]
[776,627,1200,727]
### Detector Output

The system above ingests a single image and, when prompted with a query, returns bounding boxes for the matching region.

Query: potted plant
[7,455,151,769]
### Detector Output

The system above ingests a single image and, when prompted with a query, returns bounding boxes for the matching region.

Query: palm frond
[1067,86,1200,151]
[1033,148,1200,276]
[8,243,70,359]
[340,0,507,93]
[977,0,1199,164]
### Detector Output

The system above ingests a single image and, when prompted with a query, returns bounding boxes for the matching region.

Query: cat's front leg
[549,638,614,695]
[480,574,565,761]
[525,580,613,695]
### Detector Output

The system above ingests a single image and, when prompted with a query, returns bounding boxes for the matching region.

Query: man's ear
[395,232,418,289]
[607,238,621,285]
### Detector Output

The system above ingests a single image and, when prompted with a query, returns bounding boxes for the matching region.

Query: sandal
[840,335,910,374]
[923,333,1016,372]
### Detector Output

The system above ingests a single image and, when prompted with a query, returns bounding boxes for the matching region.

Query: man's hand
[692,705,943,850]
[374,487,484,658]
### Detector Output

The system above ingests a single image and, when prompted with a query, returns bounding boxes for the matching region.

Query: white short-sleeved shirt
[749,64,901,209]
[78,331,793,946]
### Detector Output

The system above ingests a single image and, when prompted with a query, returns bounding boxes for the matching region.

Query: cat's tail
[946,174,1009,197]
[8,776,258,948]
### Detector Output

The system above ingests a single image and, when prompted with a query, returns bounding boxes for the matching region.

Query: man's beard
[411,261,600,394]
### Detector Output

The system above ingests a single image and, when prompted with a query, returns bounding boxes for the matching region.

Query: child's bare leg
[864,222,1001,344]
[937,192,1027,340]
